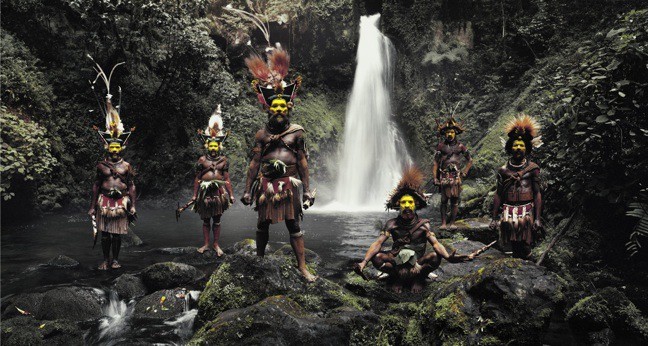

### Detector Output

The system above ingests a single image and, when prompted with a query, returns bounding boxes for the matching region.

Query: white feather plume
[205,104,224,137]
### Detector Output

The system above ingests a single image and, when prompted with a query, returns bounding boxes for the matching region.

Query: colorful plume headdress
[436,116,465,135]
[500,114,543,149]
[198,104,229,144]
[386,166,429,211]
[245,46,302,107]
[88,55,133,148]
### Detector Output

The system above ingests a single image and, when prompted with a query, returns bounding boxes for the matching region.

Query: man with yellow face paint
[179,104,234,256]
[490,114,544,259]
[242,48,317,282]
[432,116,472,230]
[87,62,137,270]
[355,168,474,293]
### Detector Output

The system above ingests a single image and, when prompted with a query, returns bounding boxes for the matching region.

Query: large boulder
[2,293,44,319]
[566,287,648,344]
[37,286,104,321]
[419,258,565,345]
[114,274,147,300]
[1,316,84,346]
[190,296,380,345]
[273,244,322,267]
[140,262,205,292]
[195,253,368,327]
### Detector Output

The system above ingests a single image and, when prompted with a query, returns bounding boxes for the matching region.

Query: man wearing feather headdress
[432,116,473,230]
[355,167,474,293]
[241,47,317,282]
[181,104,234,256]
[489,114,544,259]
[86,59,136,270]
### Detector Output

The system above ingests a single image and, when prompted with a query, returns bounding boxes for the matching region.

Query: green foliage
[0,108,58,201]
[626,192,648,256]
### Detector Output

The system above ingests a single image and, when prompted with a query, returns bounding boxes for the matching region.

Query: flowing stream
[332,13,411,210]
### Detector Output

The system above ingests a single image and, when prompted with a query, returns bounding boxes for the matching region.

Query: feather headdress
[435,116,465,135]
[501,114,543,150]
[246,46,301,107]
[386,166,429,210]
[198,104,229,144]
[87,55,133,148]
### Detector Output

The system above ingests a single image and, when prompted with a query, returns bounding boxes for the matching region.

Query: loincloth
[254,161,302,225]
[96,193,130,235]
[193,180,230,219]
[499,202,536,245]
[439,165,462,198]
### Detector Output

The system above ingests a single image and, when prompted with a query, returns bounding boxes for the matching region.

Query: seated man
[355,167,474,293]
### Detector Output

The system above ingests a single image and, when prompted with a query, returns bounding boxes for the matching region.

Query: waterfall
[332,14,410,210]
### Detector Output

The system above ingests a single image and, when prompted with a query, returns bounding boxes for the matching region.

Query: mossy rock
[566,287,648,344]
[190,296,379,346]
[134,288,187,321]
[1,316,84,346]
[273,243,322,267]
[226,238,264,256]
[195,253,368,328]
[420,258,564,345]
[113,273,147,301]
[140,262,205,292]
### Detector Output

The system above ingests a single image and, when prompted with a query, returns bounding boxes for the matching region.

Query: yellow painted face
[512,140,526,152]
[399,194,416,212]
[269,98,288,117]
[108,142,122,154]
[445,129,456,141]
[207,141,220,153]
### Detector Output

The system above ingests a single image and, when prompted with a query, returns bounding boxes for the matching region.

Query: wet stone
[114,273,147,300]
[140,262,205,292]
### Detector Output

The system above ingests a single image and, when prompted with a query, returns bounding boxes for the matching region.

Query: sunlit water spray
[320,13,410,212]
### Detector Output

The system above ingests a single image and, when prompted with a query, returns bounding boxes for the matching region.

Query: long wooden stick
[536,212,576,266]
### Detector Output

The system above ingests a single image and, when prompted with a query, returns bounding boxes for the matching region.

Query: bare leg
[411,252,441,293]
[99,232,111,270]
[448,197,459,229]
[287,220,317,282]
[197,219,210,253]
[211,215,224,257]
[256,221,270,257]
[111,234,122,268]
[440,194,449,229]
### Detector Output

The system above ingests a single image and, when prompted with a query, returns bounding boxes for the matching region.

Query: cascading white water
[332,13,410,210]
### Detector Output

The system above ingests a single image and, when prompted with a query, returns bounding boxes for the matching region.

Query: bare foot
[111,260,122,269]
[299,267,318,283]
[448,224,458,230]
[411,280,424,293]
[98,261,109,270]
[377,272,390,281]
[197,245,209,254]
[390,283,403,294]
[439,224,447,230]
[213,244,224,257]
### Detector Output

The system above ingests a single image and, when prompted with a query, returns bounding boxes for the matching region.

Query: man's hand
[489,219,499,230]
[353,260,369,281]
[533,219,545,238]
[129,206,137,215]
[303,191,315,209]
[433,178,440,186]
[447,250,472,263]
[241,193,252,206]
[230,196,236,204]
[87,208,95,217]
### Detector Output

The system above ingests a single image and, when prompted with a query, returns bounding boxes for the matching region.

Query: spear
[469,240,497,258]
[176,200,196,222]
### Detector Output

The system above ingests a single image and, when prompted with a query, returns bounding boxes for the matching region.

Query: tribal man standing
[489,114,544,259]
[432,116,472,229]
[355,167,474,293]
[87,60,136,270]
[241,48,317,282]
[178,104,234,256]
